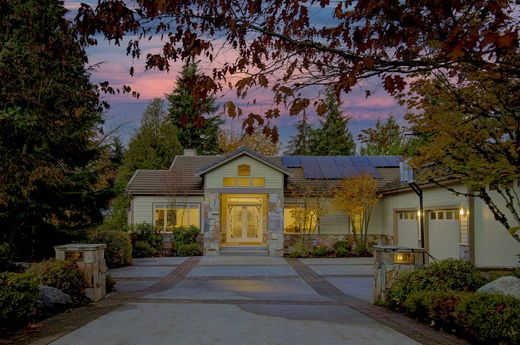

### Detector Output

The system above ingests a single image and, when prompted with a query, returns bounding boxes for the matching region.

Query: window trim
[153,203,202,232]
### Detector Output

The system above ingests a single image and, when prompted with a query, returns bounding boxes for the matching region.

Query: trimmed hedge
[0,272,39,331]
[176,243,202,256]
[28,260,88,305]
[172,226,200,247]
[456,292,520,344]
[87,229,132,268]
[387,259,485,310]
[130,223,163,258]
[404,290,467,329]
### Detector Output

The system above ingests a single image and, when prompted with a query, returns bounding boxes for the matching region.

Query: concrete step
[219,246,268,256]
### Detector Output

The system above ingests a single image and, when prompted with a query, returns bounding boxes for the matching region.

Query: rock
[37,285,72,309]
[477,276,520,299]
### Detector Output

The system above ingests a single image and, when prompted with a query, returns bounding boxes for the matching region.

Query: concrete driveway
[20,256,468,345]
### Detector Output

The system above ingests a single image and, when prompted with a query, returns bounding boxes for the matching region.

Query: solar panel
[302,158,324,178]
[349,156,371,167]
[317,157,343,178]
[281,156,301,168]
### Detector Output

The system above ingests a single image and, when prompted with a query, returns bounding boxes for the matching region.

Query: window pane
[238,164,251,176]
[431,212,436,220]
[189,206,200,229]
[252,177,265,187]
[166,209,176,231]
[174,207,189,228]
[237,177,251,187]
[155,208,165,230]
[446,211,453,220]
[438,211,444,220]
[223,177,236,187]
[399,212,403,220]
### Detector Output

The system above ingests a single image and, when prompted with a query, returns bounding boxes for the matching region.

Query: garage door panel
[428,210,460,260]
[396,211,419,248]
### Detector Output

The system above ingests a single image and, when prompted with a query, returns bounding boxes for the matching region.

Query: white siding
[205,156,284,189]
[131,195,205,229]
[474,186,520,268]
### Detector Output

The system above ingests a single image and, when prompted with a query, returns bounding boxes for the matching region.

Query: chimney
[183,149,197,156]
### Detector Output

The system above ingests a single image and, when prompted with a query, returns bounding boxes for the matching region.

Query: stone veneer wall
[268,193,284,257]
[204,192,221,255]
[284,234,393,255]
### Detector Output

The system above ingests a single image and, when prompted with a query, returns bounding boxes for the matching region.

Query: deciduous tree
[218,130,280,155]
[359,116,408,155]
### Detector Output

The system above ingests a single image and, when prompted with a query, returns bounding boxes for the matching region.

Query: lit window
[252,177,265,187]
[154,205,200,231]
[284,205,316,233]
[237,177,251,187]
[238,164,251,176]
[223,177,236,187]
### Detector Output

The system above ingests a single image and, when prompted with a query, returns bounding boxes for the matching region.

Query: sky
[65,1,406,149]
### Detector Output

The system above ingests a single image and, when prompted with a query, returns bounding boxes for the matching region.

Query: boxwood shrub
[456,292,520,344]
[28,260,88,305]
[130,223,163,258]
[0,272,39,331]
[387,259,485,310]
[176,243,202,257]
[172,226,200,247]
[87,229,132,268]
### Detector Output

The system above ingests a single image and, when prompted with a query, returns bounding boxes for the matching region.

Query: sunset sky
[65,1,406,148]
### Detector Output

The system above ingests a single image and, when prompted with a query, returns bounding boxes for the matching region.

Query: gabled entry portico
[222,194,267,245]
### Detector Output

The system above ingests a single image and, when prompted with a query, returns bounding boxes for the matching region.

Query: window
[223,177,236,187]
[237,177,250,187]
[252,177,265,187]
[238,164,251,176]
[223,176,265,187]
[431,212,436,220]
[154,204,200,231]
[284,205,316,233]
[446,211,453,220]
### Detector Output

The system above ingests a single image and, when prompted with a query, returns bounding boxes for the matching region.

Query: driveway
[18,256,468,345]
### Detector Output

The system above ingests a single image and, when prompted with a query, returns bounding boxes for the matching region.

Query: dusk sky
[65,1,406,149]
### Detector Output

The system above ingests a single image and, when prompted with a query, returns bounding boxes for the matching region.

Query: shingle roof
[126,150,402,196]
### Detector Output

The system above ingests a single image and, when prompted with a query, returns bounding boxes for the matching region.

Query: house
[126,147,520,268]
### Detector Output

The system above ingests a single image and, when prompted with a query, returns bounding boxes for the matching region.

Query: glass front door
[227,203,262,243]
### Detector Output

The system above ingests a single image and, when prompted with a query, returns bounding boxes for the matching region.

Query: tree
[310,91,356,155]
[403,67,520,243]
[0,0,113,259]
[284,113,313,155]
[218,130,280,155]
[75,0,518,137]
[167,63,223,155]
[358,116,408,155]
[333,173,380,248]
[103,98,184,230]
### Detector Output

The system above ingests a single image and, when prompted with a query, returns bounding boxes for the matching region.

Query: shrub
[176,243,202,256]
[456,293,520,344]
[387,259,484,310]
[311,246,328,257]
[333,241,351,257]
[335,247,349,257]
[353,244,372,257]
[288,242,309,258]
[105,274,116,293]
[130,223,163,258]
[404,290,467,329]
[172,226,200,247]
[0,242,14,272]
[0,272,39,331]
[87,229,132,268]
[28,260,88,305]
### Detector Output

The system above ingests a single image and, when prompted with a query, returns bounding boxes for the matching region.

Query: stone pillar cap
[373,245,425,253]
[54,244,107,251]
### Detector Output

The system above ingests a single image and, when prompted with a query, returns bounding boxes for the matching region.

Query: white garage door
[396,211,420,248]
[428,210,460,260]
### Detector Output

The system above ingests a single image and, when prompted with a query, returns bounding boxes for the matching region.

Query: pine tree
[167,63,223,154]
[284,113,313,155]
[358,116,407,155]
[310,92,356,155]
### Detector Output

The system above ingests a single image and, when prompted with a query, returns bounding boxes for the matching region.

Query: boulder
[37,285,72,310]
[477,276,520,299]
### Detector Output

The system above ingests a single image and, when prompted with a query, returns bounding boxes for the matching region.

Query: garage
[396,211,420,248]
[428,209,460,260]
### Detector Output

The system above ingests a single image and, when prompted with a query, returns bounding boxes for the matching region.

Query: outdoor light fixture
[459,208,465,216]
[417,210,422,217]
[393,252,414,264]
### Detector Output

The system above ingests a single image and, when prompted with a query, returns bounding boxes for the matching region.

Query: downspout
[409,182,425,249]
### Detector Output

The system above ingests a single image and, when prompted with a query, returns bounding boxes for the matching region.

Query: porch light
[417,210,422,218]
[393,252,414,264]
[459,208,465,216]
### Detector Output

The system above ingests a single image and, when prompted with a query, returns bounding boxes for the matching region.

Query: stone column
[54,244,107,302]
[268,193,284,257]
[204,192,221,255]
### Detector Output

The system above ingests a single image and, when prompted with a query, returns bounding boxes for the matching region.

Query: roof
[197,147,291,176]
[126,149,402,196]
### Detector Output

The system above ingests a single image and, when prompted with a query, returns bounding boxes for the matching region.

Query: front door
[227,202,262,244]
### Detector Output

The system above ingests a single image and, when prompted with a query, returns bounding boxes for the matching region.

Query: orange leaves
[225,101,237,117]
[383,75,406,95]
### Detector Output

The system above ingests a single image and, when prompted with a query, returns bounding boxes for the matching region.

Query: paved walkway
[11,256,468,345]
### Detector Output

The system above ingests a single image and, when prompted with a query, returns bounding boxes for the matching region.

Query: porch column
[204,192,220,255]
[268,193,284,257]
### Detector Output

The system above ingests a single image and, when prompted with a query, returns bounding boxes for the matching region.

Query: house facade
[127,148,520,268]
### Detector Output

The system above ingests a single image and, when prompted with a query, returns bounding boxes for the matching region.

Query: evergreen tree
[0,0,113,259]
[310,92,356,156]
[167,63,223,154]
[103,98,183,230]
[284,113,313,155]
[358,116,407,155]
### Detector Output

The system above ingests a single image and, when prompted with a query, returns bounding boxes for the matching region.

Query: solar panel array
[281,156,401,179]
